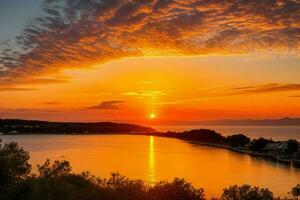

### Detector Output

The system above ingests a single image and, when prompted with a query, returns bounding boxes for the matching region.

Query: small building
[264,141,289,154]
[264,142,281,153]
[10,130,18,134]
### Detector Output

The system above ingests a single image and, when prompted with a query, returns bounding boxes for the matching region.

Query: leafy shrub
[221,185,274,200]
[227,134,250,147]
[250,138,273,152]
[0,141,31,187]
[149,178,205,200]
[291,184,300,198]
[99,173,148,200]
[37,159,72,178]
[0,140,31,200]
[287,140,299,154]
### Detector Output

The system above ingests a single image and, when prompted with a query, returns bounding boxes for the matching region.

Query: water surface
[1,134,299,198]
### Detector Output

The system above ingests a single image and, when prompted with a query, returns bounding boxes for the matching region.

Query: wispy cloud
[0,0,299,86]
[0,108,59,113]
[233,83,300,94]
[155,83,300,105]
[123,90,167,98]
[0,87,35,91]
[86,101,125,110]
[140,80,158,84]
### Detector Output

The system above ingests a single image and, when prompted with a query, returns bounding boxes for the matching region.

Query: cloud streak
[87,101,125,110]
[0,0,299,87]
[0,87,36,91]
[233,83,300,94]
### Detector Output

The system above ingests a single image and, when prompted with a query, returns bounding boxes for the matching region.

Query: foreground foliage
[221,185,274,200]
[0,140,298,200]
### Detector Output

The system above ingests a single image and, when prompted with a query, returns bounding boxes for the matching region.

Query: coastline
[187,140,300,167]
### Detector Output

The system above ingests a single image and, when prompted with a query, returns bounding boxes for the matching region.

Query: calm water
[1,134,300,198]
[155,125,300,141]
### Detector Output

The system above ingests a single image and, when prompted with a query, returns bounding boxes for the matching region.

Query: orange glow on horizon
[0,56,300,122]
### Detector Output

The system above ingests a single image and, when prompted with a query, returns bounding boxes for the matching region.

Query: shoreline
[187,140,300,167]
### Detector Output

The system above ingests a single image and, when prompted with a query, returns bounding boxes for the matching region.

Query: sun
[150,113,156,119]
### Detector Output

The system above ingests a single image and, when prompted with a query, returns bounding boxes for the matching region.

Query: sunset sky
[0,0,299,124]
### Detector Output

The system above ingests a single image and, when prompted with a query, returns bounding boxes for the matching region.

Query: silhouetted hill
[0,119,155,134]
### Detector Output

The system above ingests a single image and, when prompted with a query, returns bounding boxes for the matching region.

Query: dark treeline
[1,140,300,200]
[149,129,299,155]
[0,119,154,134]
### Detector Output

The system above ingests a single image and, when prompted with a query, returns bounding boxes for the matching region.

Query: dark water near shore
[1,134,300,198]
[155,125,300,141]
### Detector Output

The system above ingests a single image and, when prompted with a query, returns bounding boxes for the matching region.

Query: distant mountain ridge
[194,118,300,126]
[149,118,300,126]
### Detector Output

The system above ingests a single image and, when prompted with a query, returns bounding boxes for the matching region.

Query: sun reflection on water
[148,136,156,184]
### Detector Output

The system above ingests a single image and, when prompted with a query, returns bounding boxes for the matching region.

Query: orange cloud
[0,87,35,91]
[86,101,125,110]
[290,95,300,98]
[0,0,299,87]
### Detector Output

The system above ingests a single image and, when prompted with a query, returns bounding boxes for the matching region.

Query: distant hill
[196,118,300,126]
[0,119,155,134]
